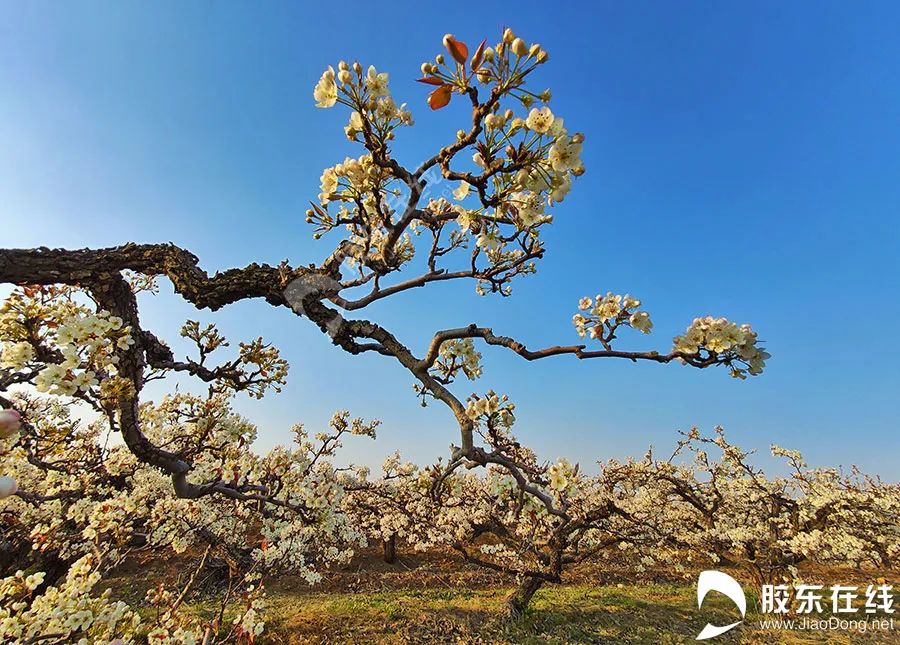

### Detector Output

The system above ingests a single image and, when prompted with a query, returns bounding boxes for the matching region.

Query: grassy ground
[105,550,900,644]
[243,584,900,644]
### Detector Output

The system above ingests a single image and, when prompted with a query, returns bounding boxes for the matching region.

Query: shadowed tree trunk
[35,552,71,591]
[0,537,31,578]
[382,534,397,564]
[503,576,543,620]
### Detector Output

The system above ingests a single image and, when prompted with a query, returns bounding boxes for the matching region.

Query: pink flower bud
[0,476,17,499]
[0,409,21,438]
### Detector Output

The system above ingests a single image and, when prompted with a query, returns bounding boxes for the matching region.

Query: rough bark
[382,534,397,564]
[503,576,543,620]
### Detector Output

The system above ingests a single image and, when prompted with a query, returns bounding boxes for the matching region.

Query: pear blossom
[452,181,470,201]
[365,65,389,97]
[476,230,501,252]
[344,110,364,139]
[525,106,554,133]
[629,311,653,334]
[0,341,34,369]
[313,66,338,108]
[547,135,583,172]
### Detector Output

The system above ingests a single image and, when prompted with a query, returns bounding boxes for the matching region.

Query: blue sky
[1,2,898,477]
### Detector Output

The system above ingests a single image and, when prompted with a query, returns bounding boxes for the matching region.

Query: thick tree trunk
[382,535,397,564]
[503,576,543,620]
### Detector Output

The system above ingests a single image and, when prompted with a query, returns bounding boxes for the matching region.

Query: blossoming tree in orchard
[0,285,379,642]
[345,426,900,618]
[0,28,771,622]
[630,427,900,595]
[344,406,668,619]
[341,452,478,565]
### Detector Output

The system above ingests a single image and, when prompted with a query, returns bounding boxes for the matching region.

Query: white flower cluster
[318,154,385,205]
[0,341,34,370]
[462,108,583,263]
[343,457,491,555]
[433,338,483,382]
[0,554,140,643]
[573,292,653,339]
[232,582,267,640]
[464,391,515,427]
[547,458,578,494]
[0,393,379,640]
[315,62,412,135]
[310,153,416,266]
[304,29,585,298]
[673,316,769,377]
[1,289,134,398]
[631,428,900,587]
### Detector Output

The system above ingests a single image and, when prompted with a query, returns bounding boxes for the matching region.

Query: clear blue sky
[1,2,898,477]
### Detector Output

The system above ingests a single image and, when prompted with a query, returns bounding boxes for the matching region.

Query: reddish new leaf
[416,76,446,86]
[428,85,453,110]
[309,201,329,217]
[444,36,469,65]
[470,39,487,71]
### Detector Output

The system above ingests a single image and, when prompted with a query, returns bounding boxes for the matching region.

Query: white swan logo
[696,570,746,640]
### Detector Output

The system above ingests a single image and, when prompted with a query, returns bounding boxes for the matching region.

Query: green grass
[104,553,899,643]
[168,583,893,644]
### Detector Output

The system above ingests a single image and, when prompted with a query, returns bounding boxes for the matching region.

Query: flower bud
[571,133,585,144]
[503,28,515,44]
[539,89,552,102]
[529,44,541,57]
[483,47,495,62]
[421,62,431,75]
[353,61,362,74]
[536,50,549,63]
[511,38,528,57]
[0,409,21,439]
[338,70,352,84]
[0,476,17,499]
[571,165,585,176]
[442,34,455,48]
[338,60,349,71]
[456,129,466,141]
[504,109,513,120]
[435,54,445,65]
[477,70,491,83]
